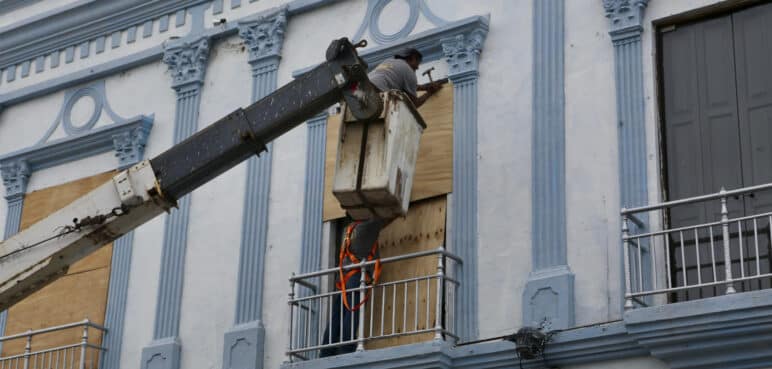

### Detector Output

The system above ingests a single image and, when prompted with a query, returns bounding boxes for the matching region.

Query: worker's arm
[411,83,442,108]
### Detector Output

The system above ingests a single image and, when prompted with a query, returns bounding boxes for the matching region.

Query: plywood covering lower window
[364,195,447,349]
[323,86,454,221]
[1,171,116,357]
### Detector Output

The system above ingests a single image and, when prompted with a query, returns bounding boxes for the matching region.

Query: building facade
[0,0,771,368]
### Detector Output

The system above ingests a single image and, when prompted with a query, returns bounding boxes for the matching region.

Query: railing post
[434,247,445,341]
[287,276,295,362]
[355,261,366,352]
[22,329,31,369]
[78,320,89,369]
[622,213,634,310]
[720,189,737,294]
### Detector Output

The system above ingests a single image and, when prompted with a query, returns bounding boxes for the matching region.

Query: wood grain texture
[2,171,116,356]
[323,86,454,221]
[364,196,446,349]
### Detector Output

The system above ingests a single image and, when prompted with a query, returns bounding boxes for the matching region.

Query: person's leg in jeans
[320,272,361,357]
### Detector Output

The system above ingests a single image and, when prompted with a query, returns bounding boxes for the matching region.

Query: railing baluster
[738,220,745,279]
[709,227,717,282]
[695,228,701,285]
[637,238,644,293]
[754,218,761,276]
[287,278,295,361]
[380,285,385,337]
[369,286,375,339]
[356,262,366,352]
[414,280,419,332]
[403,281,407,334]
[679,231,687,287]
[328,294,333,347]
[622,214,633,309]
[425,278,431,331]
[78,322,88,369]
[650,235,657,291]
[721,190,736,294]
[23,329,31,369]
[392,283,396,335]
[665,232,672,288]
[435,249,445,341]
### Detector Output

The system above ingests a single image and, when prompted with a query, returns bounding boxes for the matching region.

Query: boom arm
[0,38,382,311]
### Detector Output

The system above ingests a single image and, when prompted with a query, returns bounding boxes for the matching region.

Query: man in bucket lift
[320,47,441,357]
[368,47,443,108]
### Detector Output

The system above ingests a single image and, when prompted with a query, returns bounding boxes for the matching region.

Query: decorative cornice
[603,0,650,41]
[238,8,288,64]
[112,123,151,170]
[440,27,487,80]
[0,0,203,84]
[0,160,29,200]
[163,37,210,90]
[0,116,153,178]
[0,0,341,107]
[352,0,448,46]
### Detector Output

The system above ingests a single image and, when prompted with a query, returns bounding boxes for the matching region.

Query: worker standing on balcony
[320,217,389,357]
[368,47,442,108]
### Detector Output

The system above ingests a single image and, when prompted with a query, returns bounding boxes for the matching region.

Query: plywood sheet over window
[364,195,446,349]
[323,87,453,221]
[1,171,116,356]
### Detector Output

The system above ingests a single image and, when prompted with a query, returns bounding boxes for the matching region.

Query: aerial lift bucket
[332,90,426,220]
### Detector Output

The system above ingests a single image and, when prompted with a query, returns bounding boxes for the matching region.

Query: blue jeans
[320,273,361,357]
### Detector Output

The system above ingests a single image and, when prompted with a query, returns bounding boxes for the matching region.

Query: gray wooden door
[660,3,772,300]
[734,3,772,292]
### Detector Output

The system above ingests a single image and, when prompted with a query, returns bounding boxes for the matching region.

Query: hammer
[422,67,436,83]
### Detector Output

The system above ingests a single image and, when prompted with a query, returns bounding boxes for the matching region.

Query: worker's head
[394,48,422,71]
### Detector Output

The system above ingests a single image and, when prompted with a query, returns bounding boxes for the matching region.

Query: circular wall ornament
[370,0,420,45]
[62,86,103,135]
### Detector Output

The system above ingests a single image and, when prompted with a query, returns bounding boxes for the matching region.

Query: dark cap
[394,47,422,61]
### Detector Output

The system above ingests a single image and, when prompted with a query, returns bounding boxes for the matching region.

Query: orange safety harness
[336,221,382,311]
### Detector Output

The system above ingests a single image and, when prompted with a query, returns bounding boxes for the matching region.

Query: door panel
[661,15,744,300]
[734,3,772,291]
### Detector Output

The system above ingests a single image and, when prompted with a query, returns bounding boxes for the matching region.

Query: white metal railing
[286,247,460,361]
[622,183,772,309]
[0,319,106,369]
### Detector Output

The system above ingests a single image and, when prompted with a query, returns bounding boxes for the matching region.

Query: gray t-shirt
[368,58,418,98]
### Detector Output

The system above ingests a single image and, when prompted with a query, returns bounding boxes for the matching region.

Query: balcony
[286,247,461,361]
[622,183,772,309]
[0,319,107,369]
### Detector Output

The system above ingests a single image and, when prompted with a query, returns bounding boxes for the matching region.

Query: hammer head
[421,66,435,77]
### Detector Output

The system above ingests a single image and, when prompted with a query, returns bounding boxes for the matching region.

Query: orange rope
[336,221,382,311]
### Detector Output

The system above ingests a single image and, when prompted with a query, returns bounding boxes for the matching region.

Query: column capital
[441,28,487,81]
[112,123,151,170]
[603,0,650,42]
[0,160,30,201]
[238,8,288,66]
[162,37,210,91]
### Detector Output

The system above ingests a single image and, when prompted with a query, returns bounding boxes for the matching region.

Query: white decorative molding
[352,0,448,45]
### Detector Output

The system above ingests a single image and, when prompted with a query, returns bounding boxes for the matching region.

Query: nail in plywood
[323,86,453,221]
[2,171,116,356]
